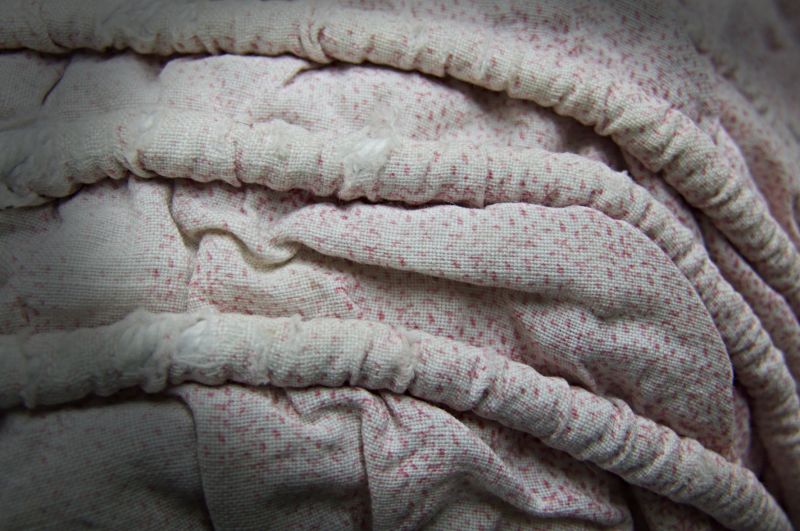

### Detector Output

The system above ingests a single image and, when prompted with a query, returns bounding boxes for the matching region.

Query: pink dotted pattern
[0,0,799,529]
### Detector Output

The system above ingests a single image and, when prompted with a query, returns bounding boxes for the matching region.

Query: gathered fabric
[1,1,800,529]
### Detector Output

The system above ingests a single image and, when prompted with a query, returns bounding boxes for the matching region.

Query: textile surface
[0,0,799,529]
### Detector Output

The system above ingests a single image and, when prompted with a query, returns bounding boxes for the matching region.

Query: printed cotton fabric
[1,1,800,529]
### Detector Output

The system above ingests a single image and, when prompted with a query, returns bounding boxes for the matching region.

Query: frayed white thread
[174,320,211,366]
[106,309,208,394]
[342,138,390,175]
[257,119,296,186]
[117,310,162,364]
[395,330,418,392]
[118,310,175,393]
[339,109,396,199]
[400,23,427,71]
[170,307,218,379]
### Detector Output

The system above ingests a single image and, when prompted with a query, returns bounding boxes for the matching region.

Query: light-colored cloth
[1,1,799,529]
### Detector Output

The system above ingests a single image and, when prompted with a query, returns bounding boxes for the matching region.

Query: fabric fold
[0,309,789,530]
[1,1,798,528]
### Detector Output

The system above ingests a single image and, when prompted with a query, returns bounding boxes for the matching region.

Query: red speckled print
[1,1,799,530]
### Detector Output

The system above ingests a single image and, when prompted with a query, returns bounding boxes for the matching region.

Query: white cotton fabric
[0,0,799,529]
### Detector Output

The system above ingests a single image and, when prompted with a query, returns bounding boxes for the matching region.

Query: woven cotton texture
[1,1,799,530]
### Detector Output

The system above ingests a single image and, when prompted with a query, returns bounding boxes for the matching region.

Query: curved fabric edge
[1,0,798,522]
[3,107,800,512]
[0,308,790,530]
[1,0,798,318]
